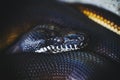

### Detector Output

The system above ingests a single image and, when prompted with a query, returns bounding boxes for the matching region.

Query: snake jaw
[35,44,83,53]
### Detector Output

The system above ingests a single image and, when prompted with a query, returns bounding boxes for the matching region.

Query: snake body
[1,0,120,80]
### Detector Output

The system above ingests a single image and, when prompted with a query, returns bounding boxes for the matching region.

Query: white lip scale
[35,44,82,53]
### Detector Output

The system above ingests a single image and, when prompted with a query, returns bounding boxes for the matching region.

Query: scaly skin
[0,0,120,80]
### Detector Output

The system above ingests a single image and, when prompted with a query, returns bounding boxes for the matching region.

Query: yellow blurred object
[80,7,120,35]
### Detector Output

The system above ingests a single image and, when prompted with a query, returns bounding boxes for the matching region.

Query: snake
[0,0,120,80]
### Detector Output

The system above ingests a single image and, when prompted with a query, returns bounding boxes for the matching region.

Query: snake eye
[7,24,88,54]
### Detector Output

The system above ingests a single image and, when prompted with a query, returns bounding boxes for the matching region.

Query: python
[0,0,120,80]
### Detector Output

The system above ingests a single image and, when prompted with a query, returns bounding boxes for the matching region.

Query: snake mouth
[35,43,86,53]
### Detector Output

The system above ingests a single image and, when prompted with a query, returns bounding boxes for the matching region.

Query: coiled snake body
[0,0,120,80]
